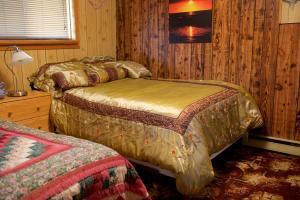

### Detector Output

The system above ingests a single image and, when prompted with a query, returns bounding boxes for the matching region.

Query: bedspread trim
[23,155,147,200]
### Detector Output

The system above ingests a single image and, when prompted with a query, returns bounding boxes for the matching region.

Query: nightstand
[0,91,52,131]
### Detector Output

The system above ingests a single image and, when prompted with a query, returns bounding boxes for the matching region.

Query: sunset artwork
[169,0,212,43]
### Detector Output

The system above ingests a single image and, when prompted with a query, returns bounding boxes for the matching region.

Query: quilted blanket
[51,78,263,195]
[0,119,150,200]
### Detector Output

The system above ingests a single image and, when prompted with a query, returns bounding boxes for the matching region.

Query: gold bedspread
[51,78,263,195]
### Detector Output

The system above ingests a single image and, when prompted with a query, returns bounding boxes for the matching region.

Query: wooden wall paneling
[86,0,98,56]
[228,0,241,84]
[97,0,115,57]
[190,44,203,80]
[297,36,300,140]
[175,44,191,79]
[96,1,105,56]
[0,51,14,91]
[74,0,88,59]
[158,0,167,78]
[110,0,116,58]
[149,0,159,78]
[46,50,58,63]
[274,25,294,138]
[56,50,65,62]
[137,0,143,63]
[116,0,125,60]
[165,3,175,79]
[102,0,110,56]
[260,0,280,136]
[296,74,300,141]
[250,0,266,103]
[285,25,300,140]
[273,24,300,140]
[124,0,132,60]
[166,45,175,79]
[189,45,197,80]
[239,0,255,90]
[196,44,205,79]
[203,1,213,81]
[63,49,75,61]
[36,50,47,67]
[211,0,231,81]
[203,43,212,80]
[130,0,141,62]
[141,0,150,69]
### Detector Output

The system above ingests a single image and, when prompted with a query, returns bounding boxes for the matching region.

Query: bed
[0,119,150,200]
[29,58,264,196]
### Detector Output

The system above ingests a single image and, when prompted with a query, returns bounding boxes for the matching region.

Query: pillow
[28,74,56,92]
[80,56,115,64]
[85,66,110,84]
[85,62,128,84]
[28,61,88,92]
[52,69,96,90]
[117,61,152,78]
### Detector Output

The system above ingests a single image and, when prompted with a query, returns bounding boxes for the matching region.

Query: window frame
[0,0,80,50]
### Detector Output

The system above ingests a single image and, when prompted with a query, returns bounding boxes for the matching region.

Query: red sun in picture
[169,0,212,43]
[169,0,212,13]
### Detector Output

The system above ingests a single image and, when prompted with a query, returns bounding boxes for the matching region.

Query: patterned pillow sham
[85,62,128,84]
[28,58,125,92]
[117,61,152,78]
[52,69,97,90]
[28,74,56,93]
[28,61,88,92]
[80,56,115,64]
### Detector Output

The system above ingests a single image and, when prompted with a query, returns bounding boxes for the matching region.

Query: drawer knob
[38,126,42,130]
[8,112,12,118]
[37,107,40,111]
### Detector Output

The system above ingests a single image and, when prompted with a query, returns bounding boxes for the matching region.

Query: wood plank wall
[116,0,300,141]
[0,0,116,91]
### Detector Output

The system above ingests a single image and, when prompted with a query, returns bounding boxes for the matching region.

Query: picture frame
[169,0,213,43]
[280,0,300,24]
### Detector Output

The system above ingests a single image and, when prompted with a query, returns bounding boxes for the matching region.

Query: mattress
[50,78,263,195]
[0,119,150,200]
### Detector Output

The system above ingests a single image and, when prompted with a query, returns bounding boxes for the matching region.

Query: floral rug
[135,144,300,200]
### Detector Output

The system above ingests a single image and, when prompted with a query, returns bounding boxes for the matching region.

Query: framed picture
[280,0,300,24]
[169,0,213,43]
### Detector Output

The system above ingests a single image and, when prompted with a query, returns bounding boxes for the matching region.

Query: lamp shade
[12,50,33,64]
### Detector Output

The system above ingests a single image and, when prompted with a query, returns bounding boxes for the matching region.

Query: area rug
[135,144,300,200]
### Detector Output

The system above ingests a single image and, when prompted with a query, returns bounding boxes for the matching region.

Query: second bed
[29,59,263,195]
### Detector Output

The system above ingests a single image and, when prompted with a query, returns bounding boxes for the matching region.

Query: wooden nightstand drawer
[18,115,50,131]
[0,91,52,131]
[0,96,51,121]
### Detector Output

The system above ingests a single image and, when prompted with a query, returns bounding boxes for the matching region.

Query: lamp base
[7,90,28,97]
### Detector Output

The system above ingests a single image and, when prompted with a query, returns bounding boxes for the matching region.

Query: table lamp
[4,46,33,97]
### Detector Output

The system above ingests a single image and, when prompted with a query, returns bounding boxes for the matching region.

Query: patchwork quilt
[0,119,150,200]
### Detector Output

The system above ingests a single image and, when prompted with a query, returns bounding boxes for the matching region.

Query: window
[0,0,79,49]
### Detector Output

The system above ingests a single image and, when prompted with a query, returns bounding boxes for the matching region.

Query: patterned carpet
[135,144,300,200]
